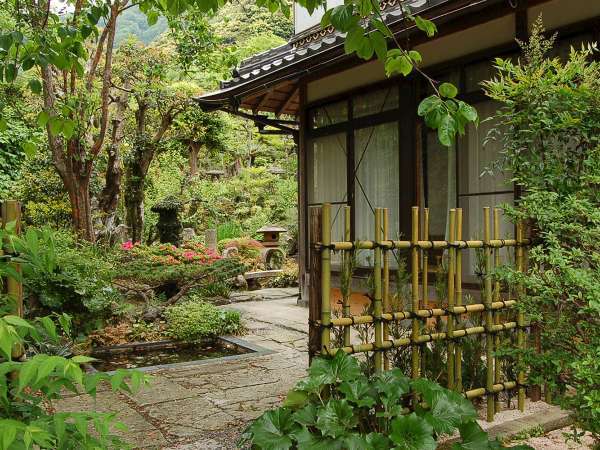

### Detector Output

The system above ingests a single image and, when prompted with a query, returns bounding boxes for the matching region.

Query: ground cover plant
[241,350,532,449]
[165,299,241,341]
[484,21,600,443]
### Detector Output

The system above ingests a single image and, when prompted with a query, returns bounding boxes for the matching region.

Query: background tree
[115,40,200,242]
[486,23,600,441]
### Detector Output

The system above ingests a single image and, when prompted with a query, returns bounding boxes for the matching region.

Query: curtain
[354,122,399,267]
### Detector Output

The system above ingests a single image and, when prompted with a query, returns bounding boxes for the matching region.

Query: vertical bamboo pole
[484,207,495,422]
[321,203,332,356]
[308,207,323,363]
[343,206,352,348]
[382,208,390,371]
[493,208,502,413]
[374,208,384,372]
[516,220,526,412]
[454,208,463,392]
[447,209,456,390]
[411,207,420,379]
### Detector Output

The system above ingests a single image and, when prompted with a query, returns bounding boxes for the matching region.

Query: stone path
[57,289,308,449]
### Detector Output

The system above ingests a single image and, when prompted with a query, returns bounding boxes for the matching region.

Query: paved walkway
[57,289,308,449]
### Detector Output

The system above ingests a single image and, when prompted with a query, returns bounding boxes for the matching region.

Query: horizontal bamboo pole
[321,238,530,251]
[329,301,517,326]
[465,381,517,400]
[327,321,519,355]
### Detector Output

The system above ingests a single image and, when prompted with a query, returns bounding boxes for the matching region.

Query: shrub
[0,313,149,448]
[241,351,531,449]
[484,21,600,441]
[165,300,241,341]
[3,227,120,318]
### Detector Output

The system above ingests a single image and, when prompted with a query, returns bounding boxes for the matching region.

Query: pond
[90,338,254,372]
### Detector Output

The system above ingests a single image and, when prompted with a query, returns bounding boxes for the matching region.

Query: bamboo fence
[315,203,529,422]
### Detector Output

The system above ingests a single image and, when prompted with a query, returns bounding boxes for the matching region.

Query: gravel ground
[517,427,595,449]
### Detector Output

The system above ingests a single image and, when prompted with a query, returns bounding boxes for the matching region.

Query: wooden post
[447,209,456,390]
[308,206,323,363]
[454,208,463,392]
[320,204,332,357]
[483,207,495,422]
[410,207,420,379]
[2,201,22,318]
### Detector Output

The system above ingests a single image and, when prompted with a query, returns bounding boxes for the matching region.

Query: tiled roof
[219,0,442,90]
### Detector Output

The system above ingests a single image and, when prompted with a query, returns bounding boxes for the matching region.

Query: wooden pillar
[308,206,322,363]
[2,201,22,318]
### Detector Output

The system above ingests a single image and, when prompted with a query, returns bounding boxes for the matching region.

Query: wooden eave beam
[253,89,274,114]
[276,86,299,118]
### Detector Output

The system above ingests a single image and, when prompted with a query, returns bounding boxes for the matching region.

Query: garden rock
[182,228,196,241]
[142,306,163,322]
[113,224,129,244]
[233,274,248,290]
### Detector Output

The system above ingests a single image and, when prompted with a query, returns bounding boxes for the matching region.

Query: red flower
[121,240,133,250]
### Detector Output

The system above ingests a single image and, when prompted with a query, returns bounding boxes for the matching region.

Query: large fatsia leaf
[316,399,358,439]
[410,378,445,406]
[292,427,343,450]
[338,376,376,408]
[421,389,478,435]
[373,369,410,413]
[389,413,436,450]
[451,421,492,450]
[246,408,299,450]
[365,432,392,449]
[293,404,317,427]
[308,350,361,385]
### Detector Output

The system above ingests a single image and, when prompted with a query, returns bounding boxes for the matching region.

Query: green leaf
[409,50,423,64]
[371,18,392,38]
[48,117,63,136]
[390,412,436,450]
[146,10,159,26]
[28,79,42,94]
[248,408,299,450]
[292,427,340,450]
[18,360,38,392]
[22,141,37,158]
[283,389,308,409]
[330,5,355,32]
[414,15,437,37]
[458,101,478,123]
[37,111,50,128]
[418,95,442,117]
[385,53,413,77]
[4,64,17,83]
[70,355,96,364]
[338,377,376,408]
[293,404,317,427]
[0,117,6,132]
[365,432,391,449]
[370,31,388,62]
[438,113,457,147]
[452,421,491,450]
[62,119,76,139]
[316,399,358,438]
[440,82,458,98]
[309,350,361,384]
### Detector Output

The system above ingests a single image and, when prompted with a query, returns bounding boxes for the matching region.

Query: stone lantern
[256,225,287,248]
[205,169,225,181]
[150,196,183,246]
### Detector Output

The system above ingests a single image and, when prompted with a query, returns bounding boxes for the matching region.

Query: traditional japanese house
[197,0,600,303]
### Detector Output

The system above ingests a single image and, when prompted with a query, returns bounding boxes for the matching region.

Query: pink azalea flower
[121,240,133,250]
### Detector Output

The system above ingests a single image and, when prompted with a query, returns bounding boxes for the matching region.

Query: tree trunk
[62,173,94,241]
[124,140,155,243]
[189,142,200,176]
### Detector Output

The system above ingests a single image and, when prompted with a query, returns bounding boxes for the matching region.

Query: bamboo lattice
[317,203,529,422]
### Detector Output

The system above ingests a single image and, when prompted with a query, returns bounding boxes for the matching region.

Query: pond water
[91,340,250,372]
